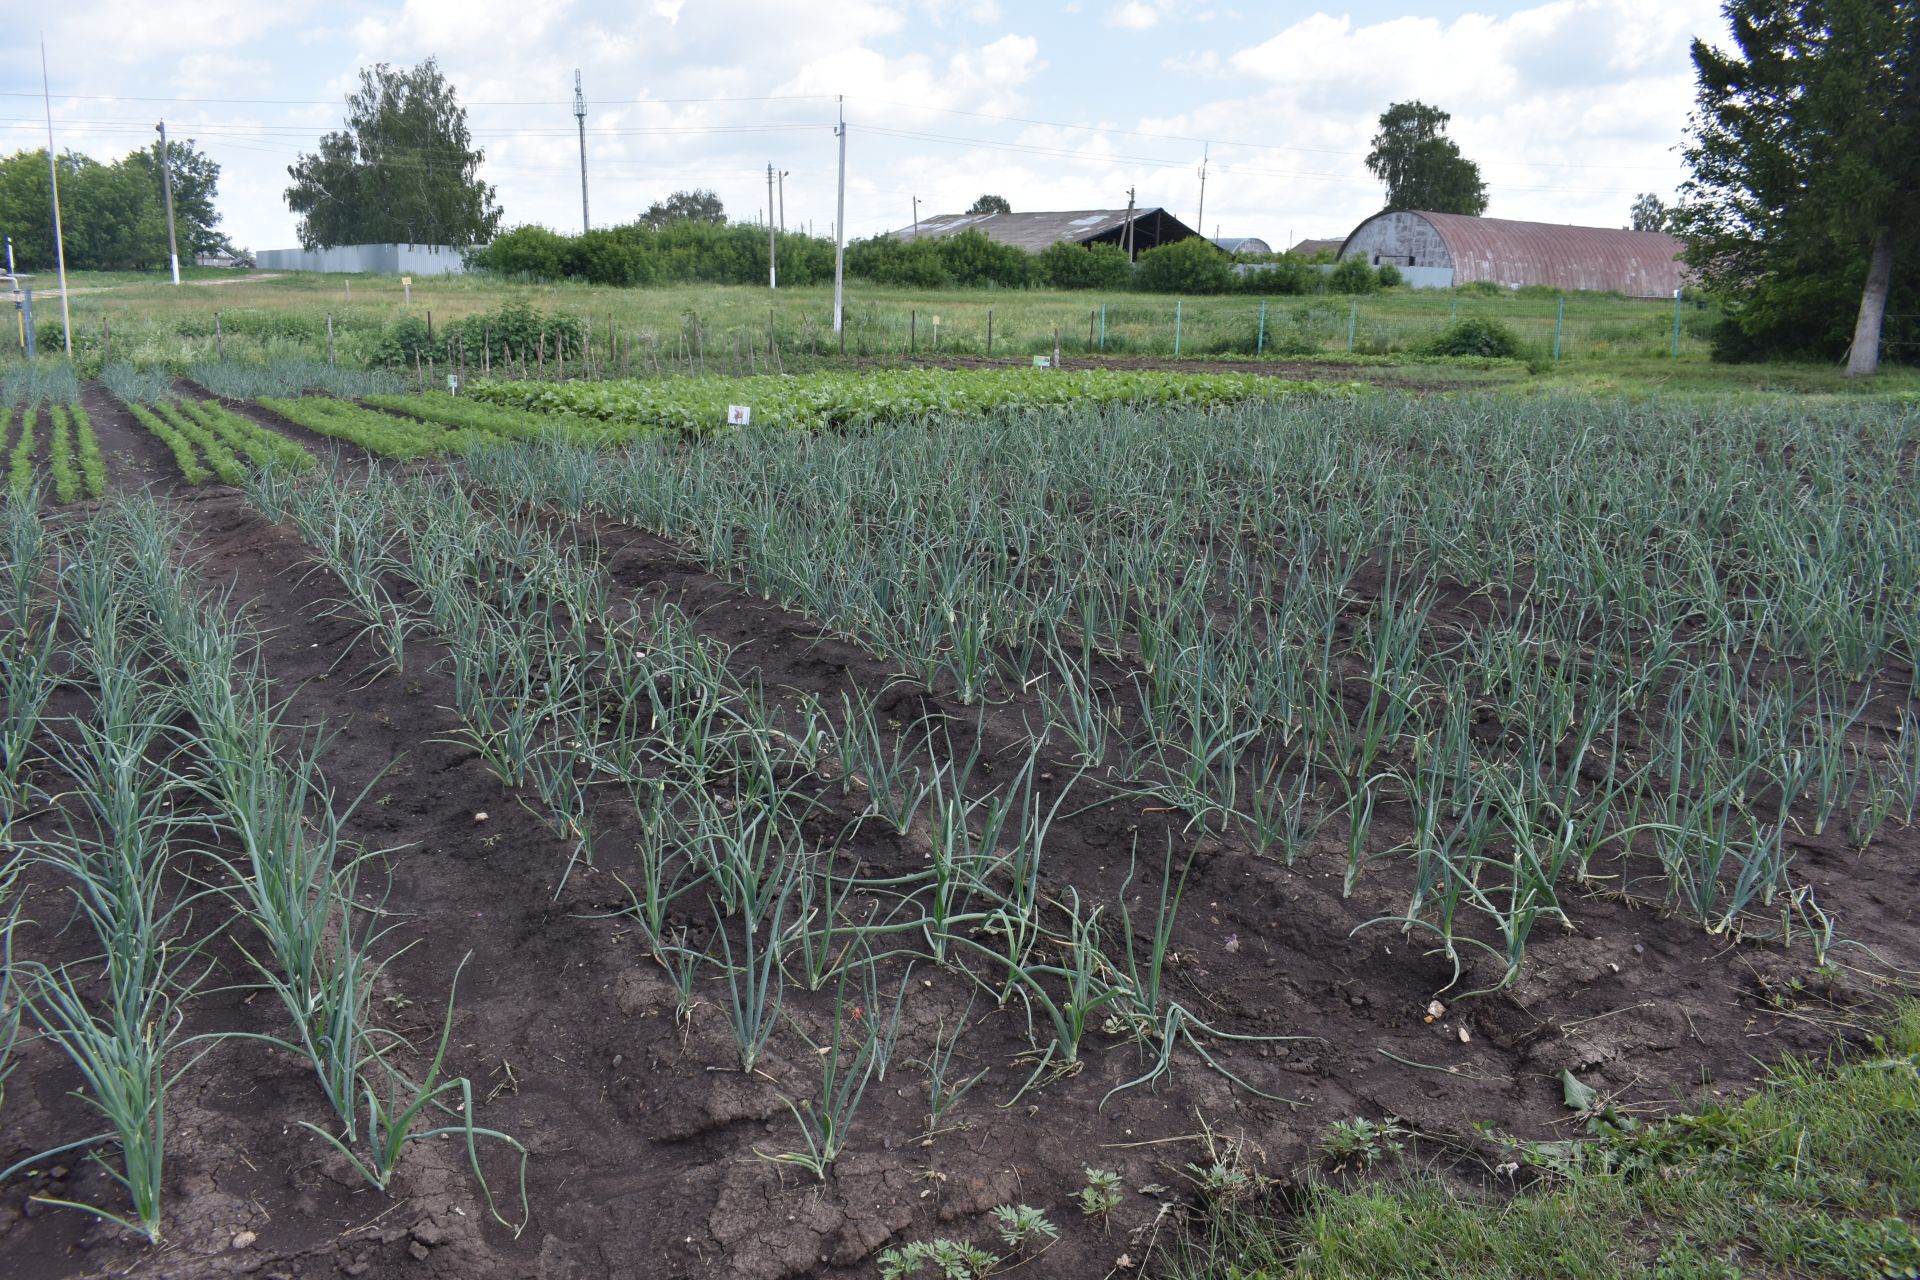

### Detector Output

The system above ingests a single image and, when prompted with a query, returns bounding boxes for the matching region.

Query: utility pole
[1123,186,1137,261]
[156,119,181,285]
[912,195,919,238]
[833,97,847,335]
[1195,143,1209,242]
[40,35,70,357]
[778,170,788,233]
[767,163,778,289]
[574,70,590,233]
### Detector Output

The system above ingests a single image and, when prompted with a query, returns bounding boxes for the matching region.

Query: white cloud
[1108,2,1162,30]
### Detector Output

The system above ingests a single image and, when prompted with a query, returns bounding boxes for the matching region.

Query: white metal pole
[41,35,72,357]
[832,97,846,335]
[767,163,777,289]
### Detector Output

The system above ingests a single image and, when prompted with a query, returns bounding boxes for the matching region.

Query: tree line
[471,209,1400,296]
[0,141,227,272]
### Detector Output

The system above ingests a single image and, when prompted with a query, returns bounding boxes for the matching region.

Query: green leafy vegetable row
[257,396,480,460]
[468,367,1358,437]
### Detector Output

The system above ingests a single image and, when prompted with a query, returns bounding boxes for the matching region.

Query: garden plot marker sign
[728,404,752,425]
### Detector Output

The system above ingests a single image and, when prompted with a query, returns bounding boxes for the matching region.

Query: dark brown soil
[81,387,192,498]
[0,477,1911,1280]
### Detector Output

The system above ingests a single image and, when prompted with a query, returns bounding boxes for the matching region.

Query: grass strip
[1166,1005,1920,1280]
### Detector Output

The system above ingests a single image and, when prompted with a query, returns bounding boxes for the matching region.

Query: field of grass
[0,374,1915,1278]
[27,267,1722,373]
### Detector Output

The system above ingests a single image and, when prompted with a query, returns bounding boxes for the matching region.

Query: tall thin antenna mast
[40,35,71,358]
[156,119,181,285]
[832,97,846,336]
[1195,143,1209,240]
[573,70,589,233]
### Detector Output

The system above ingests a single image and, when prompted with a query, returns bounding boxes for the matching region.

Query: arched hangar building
[1338,210,1685,297]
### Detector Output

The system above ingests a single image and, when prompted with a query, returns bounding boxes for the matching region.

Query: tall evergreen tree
[1677,1,1920,373]
[1364,101,1488,216]
[285,59,501,249]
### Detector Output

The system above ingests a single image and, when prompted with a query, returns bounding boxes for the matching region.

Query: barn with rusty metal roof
[887,207,1202,258]
[1337,210,1685,296]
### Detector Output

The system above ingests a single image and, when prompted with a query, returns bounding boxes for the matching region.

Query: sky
[2,0,1730,254]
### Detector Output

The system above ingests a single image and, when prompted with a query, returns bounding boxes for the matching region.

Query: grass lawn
[1167,1006,1920,1279]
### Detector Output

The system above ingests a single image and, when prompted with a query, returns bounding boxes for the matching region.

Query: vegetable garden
[0,369,1916,1280]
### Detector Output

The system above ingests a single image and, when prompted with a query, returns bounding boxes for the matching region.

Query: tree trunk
[1846,225,1897,377]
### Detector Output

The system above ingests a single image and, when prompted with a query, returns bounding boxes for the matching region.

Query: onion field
[0,377,1915,1279]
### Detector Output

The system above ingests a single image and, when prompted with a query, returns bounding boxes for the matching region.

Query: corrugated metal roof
[1288,237,1344,258]
[1343,212,1684,296]
[887,208,1184,253]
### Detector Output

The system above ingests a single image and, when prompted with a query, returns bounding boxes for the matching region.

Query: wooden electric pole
[156,119,181,285]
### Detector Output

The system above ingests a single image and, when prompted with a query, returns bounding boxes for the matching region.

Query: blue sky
[3,0,1728,253]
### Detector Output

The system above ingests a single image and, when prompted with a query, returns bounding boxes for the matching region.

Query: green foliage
[1328,257,1381,295]
[1678,1,1919,366]
[967,194,1012,215]
[1319,1117,1409,1170]
[1631,192,1672,233]
[1421,317,1526,358]
[846,236,953,288]
[258,396,475,459]
[5,405,32,499]
[72,406,105,499]
[469,367,1348,437]
[0,139,226,271]
[126,402,209,483]
[285,58,501,250]
[939,229,1036,287]
[1078,1168,1124,1218]
[470,220,834,288]
[1135,237,1234,294]
[47,405,78,503]
[1165,1007,1920,1280]
[1234,256,1320,296]
[1365,100,1489,216]
[641,188,725,228]
[1376,263,1404,288]
[1038,240,1134,290]
[847,229,1034,289]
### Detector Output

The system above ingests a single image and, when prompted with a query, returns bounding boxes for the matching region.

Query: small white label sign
[447,374,459,393]
[1032,355,1051,368]
[727,404,752,425]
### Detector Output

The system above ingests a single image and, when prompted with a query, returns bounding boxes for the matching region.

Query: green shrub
[1376,263,1404,288]
[1234,257,1320,296]
[468,225,571,279]
[1420,317,1526,358]
[846,236,953,288]
[1135,237,1234,294]
[1038,241,1134,290]
[1328,257,1380,295]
